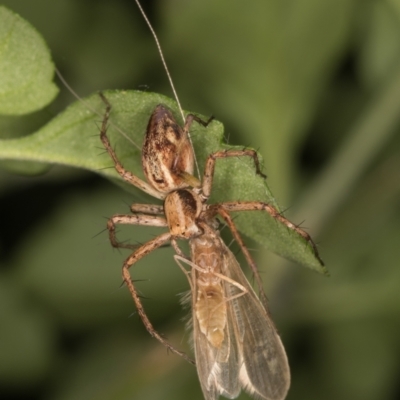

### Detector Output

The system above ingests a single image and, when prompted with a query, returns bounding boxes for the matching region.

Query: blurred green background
[1,0,400,399]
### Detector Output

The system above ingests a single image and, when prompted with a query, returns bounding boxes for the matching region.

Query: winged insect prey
[174,223,290,400]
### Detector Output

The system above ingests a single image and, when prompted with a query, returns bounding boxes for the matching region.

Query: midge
[99,93,322,400]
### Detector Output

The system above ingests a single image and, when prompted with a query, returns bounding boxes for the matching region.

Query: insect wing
[223,244,290,400]
[192,270,241,400]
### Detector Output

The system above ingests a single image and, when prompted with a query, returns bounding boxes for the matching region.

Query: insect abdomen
[195,283,226,348]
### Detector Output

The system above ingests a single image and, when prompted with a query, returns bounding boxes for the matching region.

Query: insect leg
[174,254,248,311]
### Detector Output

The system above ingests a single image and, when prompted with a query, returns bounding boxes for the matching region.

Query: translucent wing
[222,239,290,400]
[192,268,241,400]
[191,235,290,400]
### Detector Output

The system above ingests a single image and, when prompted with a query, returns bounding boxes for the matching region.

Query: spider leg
[121,231,195,364]
[219,201,323,266]
[212,206,270,311]
[201,149,266,201]
[130,204,164,215]
[98,92,165,200]
[107,213,168,250]
[183,113,214,131]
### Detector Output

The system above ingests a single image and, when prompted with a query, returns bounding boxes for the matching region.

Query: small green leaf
[0,6,58,115]
[0,90,325,272]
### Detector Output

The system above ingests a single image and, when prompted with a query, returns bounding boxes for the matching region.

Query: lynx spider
[99,93,322,365]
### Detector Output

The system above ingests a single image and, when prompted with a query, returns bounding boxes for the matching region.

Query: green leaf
[0,90,325,272]
[0,6,58,115]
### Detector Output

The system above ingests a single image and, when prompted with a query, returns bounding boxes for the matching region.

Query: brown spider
[99,93,322,399]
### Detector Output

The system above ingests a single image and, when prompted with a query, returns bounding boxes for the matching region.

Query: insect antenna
[134,1,183,122]
[134,0,201,178]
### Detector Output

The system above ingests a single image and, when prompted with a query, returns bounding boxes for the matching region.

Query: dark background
[1,1,400,399]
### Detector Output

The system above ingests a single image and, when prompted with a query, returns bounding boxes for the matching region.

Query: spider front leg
[98,92,164,200]
[200,149,266,201]
[219,201,324,266]
[107,212,168,250]
[119,231,194,364]
[130,203,164,215]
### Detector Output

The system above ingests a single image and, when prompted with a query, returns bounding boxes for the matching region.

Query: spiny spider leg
[99,92,165,200]
[200,149,266,200]
[119,231,195,364]
[210,206,270,311]
[107,213,168,250]
[219,201,324,266]
[130,204,164,215]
